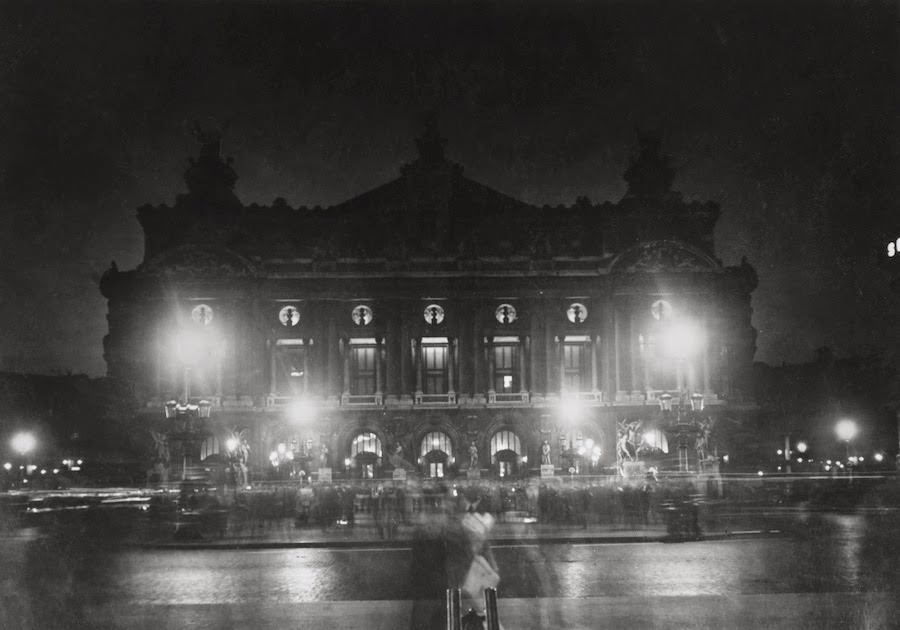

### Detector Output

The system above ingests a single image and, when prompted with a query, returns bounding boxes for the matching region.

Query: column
[400,311,411,400]
[518,336,527,394]
[458,307,471,396]
[447,337,456,395]
[269,341,277,396]
[601,297,615,401]
[558,337,566,394]
[486,336,495,395]
[702,310,711,394]
[591,334,600,394]
[302,340,310,394]
[642,333,652,394]
[629,309,639,395]
[342,339,350,397]
[327,317,340,400]
[414,338,424,395]
[375,336,383,396]
[386,309,400,398]
[544,302,554,394]
[529,304,541,395]
[472,313,483,400]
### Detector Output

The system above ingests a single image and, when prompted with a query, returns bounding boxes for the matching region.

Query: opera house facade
[100,120,757,483]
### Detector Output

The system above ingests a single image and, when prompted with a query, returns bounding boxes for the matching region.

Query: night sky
[0,1,897,377]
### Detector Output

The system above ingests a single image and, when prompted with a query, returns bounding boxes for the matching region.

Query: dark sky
[0,1,897,377]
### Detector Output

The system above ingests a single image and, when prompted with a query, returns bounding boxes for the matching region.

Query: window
[422,338,448,394]
[350,343,377,395]
[274,339,309,396]
[562,336,591,393]
[493,337,519,393]
[350,432,383,458]
[420,431,453,479]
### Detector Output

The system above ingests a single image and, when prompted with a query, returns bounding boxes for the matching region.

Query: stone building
[100,121,757,482]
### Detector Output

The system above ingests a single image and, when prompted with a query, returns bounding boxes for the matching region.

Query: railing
[415,392,458,405]
[340,393,383,406]
[488,391,530,404]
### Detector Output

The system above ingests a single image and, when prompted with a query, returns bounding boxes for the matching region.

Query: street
[1,510,897,629]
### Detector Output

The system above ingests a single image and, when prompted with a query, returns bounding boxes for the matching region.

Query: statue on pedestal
[541,440,552,466]
[468,442,479,470]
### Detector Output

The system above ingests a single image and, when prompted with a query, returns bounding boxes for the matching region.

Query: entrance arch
[490,430,522,478]
[349,431,383,479]
[420,431,454,478]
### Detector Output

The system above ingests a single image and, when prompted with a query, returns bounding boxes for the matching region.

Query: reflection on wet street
[1,508,898,629]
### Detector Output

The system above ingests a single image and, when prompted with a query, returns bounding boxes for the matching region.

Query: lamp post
[10,432,36,488]
[835,419,858,482]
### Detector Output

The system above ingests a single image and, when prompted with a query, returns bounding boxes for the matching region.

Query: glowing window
[495,304,517,324]
[566,303,588,324]
[424,304,445,325]
[279,305,300,327]
[191,304,214,326]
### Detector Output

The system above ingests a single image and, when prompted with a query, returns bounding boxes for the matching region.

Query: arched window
[420,432,453,459]
[200,436,220,461]
[490,430,521,460]
[350,431,383,458]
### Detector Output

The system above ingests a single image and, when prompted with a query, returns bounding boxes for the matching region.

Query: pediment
[610,240,720,273]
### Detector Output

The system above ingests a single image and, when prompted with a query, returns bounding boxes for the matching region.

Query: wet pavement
[1,508,897,629]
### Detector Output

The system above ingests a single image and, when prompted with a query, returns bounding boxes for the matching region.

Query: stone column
[529,305,541,396]
[269,341,278,396]
[591,334,600,394]
[375,336,383,396]
[414,337,423,396]
[601,297,616,401]
[558,336,566,394]
[486,336,495,395]
[400,311,411,401]
[302,340,310,394]
[342,339,351,397]
[447,337,456,395]
[327,317,340,400]
[519,336,527,394]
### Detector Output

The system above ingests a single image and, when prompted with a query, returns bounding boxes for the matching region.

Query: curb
[131,528,783,550]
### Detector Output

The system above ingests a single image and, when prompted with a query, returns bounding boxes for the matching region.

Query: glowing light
[10,432,36,455]
[796,458,803,463]
[585,439,594,450]
[875,453,884,462]
[824,465,831,471]
[2,462,10,471]
[757,470,764,477]
[722,454,730,463]
[660,321,705,358]
[76,459,83,465]
[285,451,294,461]
[277,443,287,455]
[226,438,238,452]
[777,449,783,456]
[521,455,528,464]
[796,441,808,453]
[558,398,583,423]
[40,469,46,475]
[835,419,858,442]
[52,468,59,474]
[287,398,317,423]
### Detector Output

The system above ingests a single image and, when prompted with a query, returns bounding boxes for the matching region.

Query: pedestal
[392,469,407,482]
[540,464,555,478]
[318,467,332,483]
[621,460,646,480]
[466,469,481,479]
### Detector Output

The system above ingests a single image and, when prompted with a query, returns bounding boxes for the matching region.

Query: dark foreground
[0,508,897,629]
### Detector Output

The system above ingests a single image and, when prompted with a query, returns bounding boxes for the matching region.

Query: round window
[495,304,517,324]
[352,305,373,326]
[191,304,214,326]
[279,305,300,327]
[424,304,445,325]
[566,303,588,324]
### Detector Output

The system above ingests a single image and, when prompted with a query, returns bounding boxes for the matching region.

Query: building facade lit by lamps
[100,121,758,483]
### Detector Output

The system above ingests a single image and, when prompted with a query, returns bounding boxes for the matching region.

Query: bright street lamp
[835,419,858,443]
[11,432,36,456]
